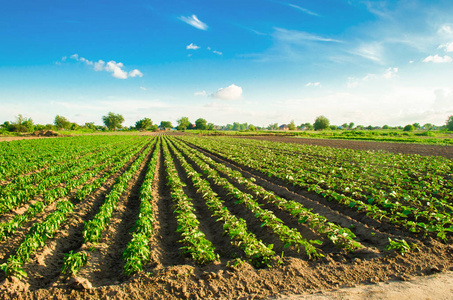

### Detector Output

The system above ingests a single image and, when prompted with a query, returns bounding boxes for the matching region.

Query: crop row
[167,138,325,259]
[0,135,138,181]
[179,136,453,241]
[0,137,147,215]
[162,139,219,265]
[0,137,150,241]
[1,137,154,278]
[123,139,161,276]
[164,138,275,267]
[170,138,362,252]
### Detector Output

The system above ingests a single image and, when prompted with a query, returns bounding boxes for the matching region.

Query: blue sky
[1,0,453,127]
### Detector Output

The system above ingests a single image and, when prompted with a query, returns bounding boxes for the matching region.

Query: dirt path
[274,270,453,300]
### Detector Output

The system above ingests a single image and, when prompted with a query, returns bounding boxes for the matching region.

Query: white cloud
[129,69,143,78]
[275,1,319,16]
[351,42,384,63]
[383,67,399,79]
[140,86,147,91]
[212,50,223,55]
[186,43,200,50]
[79,57,93,65]
[423,54,452,63]
[94,60,105,71]
[62,56,67,62]
[438,24,453,35]
[179,15,208,31]
[347,67,399,88]
[194,90,207,96]
[438,42,453,52]
[274,28,342,43]
[105,61,128,79]
[305,82,321,87]
[69,54,143,79]
[211,84,243,100]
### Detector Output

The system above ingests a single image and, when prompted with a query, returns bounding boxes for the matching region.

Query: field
[1,133,453,299]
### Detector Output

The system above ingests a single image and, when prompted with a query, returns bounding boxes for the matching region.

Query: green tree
[446,115,453,131]
[8,114,34,132]
[403,124,415,131]
[423,123,434,130]
[102,112,124,131]
[160,121,173,129]
[341,123,348,129]
[288,120,296,130]
[195,118,208,130]
[248,124,256,131]
[177,117,190,130]
[207,123,215,130]
[84,122,95,129]
[348,122,355,129]
[267,123,278,130]
[54,115,71,130]
[382,125,390,129]
[412,123,421,129]
[135,117,153,130]
[313,116,329,131]
[300,122,313,130]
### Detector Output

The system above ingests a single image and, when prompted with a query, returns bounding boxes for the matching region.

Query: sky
[1,0,453,127]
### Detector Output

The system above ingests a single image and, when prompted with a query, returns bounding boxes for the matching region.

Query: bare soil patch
[236,136,453,159]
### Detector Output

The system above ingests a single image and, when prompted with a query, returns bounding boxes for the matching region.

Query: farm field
[1,133,453,299]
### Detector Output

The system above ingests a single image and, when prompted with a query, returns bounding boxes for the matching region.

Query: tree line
[1,113,453,134]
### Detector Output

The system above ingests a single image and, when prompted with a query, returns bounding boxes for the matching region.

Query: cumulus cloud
[129,69,143,78]
[186,43,200,50]
[423,54,452,63]
[94,60,105,71]
[105,61,128,79]
[179,15,208,30]
[211,84,243,100]
[69,54,143,79]
[305,82,321,87]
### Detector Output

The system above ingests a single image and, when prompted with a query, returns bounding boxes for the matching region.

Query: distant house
[279,124,289,131]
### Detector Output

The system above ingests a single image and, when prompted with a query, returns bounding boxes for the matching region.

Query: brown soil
[1,135,453,299]
[235,136,453,159]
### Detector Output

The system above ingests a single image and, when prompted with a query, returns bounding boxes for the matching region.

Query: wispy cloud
[271,1,319,17]
[305,82,321,87]
[69,54,143,79]
[212,50,223,55]
[350,42,384,63]
[274,28,342,43]
[438,42,453,52]
[423,55,452,63]
[186,43,200,50]
[194,90,207,96]
[211,84,243,100]
[179,15,208,31]
[347,67,399,88]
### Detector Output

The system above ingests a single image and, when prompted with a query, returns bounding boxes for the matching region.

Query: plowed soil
[1,135,453,299]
